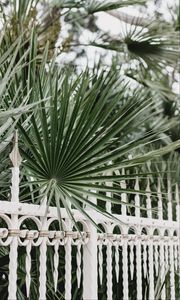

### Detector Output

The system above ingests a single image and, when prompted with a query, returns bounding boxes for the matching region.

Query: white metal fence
[0,142,179,300]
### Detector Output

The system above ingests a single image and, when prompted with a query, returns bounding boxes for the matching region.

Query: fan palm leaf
[17,64,180,223]
[86,0,146,14]
[91,21,179,73]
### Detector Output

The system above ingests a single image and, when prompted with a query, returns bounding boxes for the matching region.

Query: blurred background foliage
[0,0,179,184]
[0,0,179,299]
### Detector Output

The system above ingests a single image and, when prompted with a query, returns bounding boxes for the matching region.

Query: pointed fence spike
[9,130,22,167]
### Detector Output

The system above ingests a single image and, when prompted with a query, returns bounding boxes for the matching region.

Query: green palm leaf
[18,66,180,221]
[86,0,145,14]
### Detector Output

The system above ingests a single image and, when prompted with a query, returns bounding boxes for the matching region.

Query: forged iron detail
[98,241,103,285]
[0,138,179,300]
[129,241,134,280]
[53,242,59,292]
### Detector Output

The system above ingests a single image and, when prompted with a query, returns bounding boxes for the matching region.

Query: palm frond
[17,65,180,219]
[86,0,146,14]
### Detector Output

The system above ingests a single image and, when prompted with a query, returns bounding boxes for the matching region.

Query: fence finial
[9,130,22,167]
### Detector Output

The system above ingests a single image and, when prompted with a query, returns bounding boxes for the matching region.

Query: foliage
[0,0,179,299]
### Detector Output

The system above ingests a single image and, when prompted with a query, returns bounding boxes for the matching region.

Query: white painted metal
[142,240,147,279]
[105,169,112,213]
[148,237,155,300]
[157,177,163,220]
[25,241,32,297]
[164,242,169,273]
[135,175,140,217]
[83,220,98,300]
[114,242,119,282]
[122,236,129,300]
[53,241,59,292]
[76,243,81,288]
[39,197,48,300]
[98,240,103,285]
[65,220,72,300]
[129,240,134,280]
[154,242,159,276]
[136,235,142,300]
[105,173,113,300]
[174,244,178,272]
[167,178,173,221]
[8,131,21,300]
[0,139,179,300]
[120,168,127,216]
[39,237,47,300]
[0,201,179,228]
[176,183,180,223]
[83,194,98,300]
[169,242,175,299]
[146,177,152,219]
[159,237,166,300]
[106,237,113,300]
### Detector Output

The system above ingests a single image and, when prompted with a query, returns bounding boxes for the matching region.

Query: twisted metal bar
[177,243,180,270]
[76,242,82,288]
[122,237,128,300]
[129,241,134,280]
[136,237,142,300]
[148,238,155,299]
[176,183,180,222]
[160,239,166,300]
[8,235,18,300]
[65,236,72,300]
[8,133,21,300]
[39,197,48,300]
[115,242,119,282]
[98,242,103,285]
[26,242,32,298]
[154,243,159,276]
[106,241,113,300]
[164,242,169,271]
[39,238,47,300]
[169,243,175,299]
[53,242,59,292]
[174,244,178,271]
[143,242,147,278]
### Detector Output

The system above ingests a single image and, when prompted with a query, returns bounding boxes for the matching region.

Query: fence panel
[0,139,179,299]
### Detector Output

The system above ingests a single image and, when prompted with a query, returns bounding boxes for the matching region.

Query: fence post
[175,183,180,284]
[135,175,140,217]
[175,183,179,223]
[122,233,129,300]
[169,240,175,300]
[120,168,127,216]
[105,172,113,300]
[136,231,142,300]
[146,177,152,218]
[157,177,163,220]
[148,233,155,300]
[39,196,48,300]
[8,131,22,300]
[167,178,172,221]
[83,194,98,300]
[65,218,72,300]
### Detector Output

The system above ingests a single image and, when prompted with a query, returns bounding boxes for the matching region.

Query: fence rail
[0,138,179,299]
